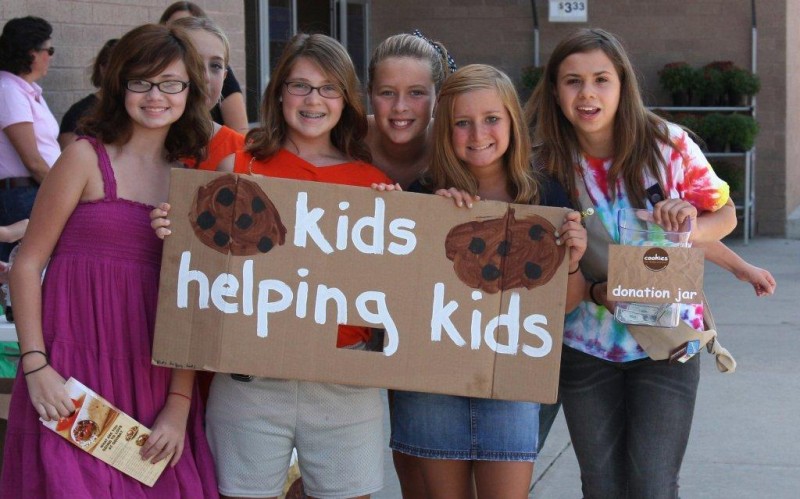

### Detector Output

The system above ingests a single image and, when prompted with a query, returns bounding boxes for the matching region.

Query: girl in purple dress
[1,24,218,497]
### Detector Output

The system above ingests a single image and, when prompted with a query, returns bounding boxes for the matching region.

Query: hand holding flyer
[40,378,170,487]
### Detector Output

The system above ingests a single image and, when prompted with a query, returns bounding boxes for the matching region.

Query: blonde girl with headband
[153,32,392,499]
[389,64,587,498]
[364,31,454,498]
[2,24,218,497]
[366,31,454,189]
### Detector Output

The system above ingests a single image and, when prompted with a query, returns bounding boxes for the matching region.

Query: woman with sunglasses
[0,16,60,262]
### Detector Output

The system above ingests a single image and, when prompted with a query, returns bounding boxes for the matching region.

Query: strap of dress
[78,136,117,201]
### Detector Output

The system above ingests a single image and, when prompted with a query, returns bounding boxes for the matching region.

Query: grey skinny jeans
[559,345,700,499]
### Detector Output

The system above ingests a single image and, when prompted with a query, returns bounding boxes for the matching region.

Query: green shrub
[727,113,759,151]
[658,62,699,105]
[725,68,760,105]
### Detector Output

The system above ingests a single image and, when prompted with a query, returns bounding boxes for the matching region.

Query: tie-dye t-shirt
[563,123,730,362]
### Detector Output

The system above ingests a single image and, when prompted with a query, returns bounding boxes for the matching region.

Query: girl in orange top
[154,33,391,499]
[172,16,244,171]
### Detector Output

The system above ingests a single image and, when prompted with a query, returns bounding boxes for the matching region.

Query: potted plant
[697,113,730,152]
[671,113,703,136]
[697,66,726,106]
[658,62,697,106]
[727,113,758,151]
[725,68,760,106]
[519,65,544,101]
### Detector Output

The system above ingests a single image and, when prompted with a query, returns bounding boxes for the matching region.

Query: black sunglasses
[38,47,55,56]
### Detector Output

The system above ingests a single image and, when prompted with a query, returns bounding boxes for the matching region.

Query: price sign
[549,1,588,23]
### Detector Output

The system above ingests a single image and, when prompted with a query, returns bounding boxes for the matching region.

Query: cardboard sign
[607,245,704,304]
[41,378,170,487]
[152,170,572,403]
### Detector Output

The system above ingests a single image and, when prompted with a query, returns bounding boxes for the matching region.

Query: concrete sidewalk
[377,237,800,498]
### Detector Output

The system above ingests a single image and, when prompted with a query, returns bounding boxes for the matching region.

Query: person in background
[171,16,244,172]
[160,1,250,134]
[0,23,218,497]
[0,16,60,262]
[525,28,737,498]
[57,38,118,149]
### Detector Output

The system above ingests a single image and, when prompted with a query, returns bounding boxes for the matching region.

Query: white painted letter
[352,197,385,254]
[294,192,332,254]
[211,274,239,313]
[355,291,399,356]
[315,285,348,325]
[521,314,552,358]
[388,218,417,255]
[484,292,520,355]
[256,280,293,338]
[177,251,209,309]
[430,283,465,347]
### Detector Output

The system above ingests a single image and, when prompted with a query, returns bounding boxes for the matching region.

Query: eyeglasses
[37,47,55,56]
[284,81,343,99]
[125,79,190,94]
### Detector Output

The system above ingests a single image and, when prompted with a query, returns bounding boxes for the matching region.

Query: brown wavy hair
[524,28,673,209]
[428,64,538,204]
[81,24,211,163]
[245,33,371,163]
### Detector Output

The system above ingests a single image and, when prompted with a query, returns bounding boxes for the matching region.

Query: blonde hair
[429,64,538,204]
[525,28,673,208]
[368,33,451,93]
[246,33,371,163]
[170,16,230,65]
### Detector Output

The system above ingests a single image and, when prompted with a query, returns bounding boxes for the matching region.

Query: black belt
[0,177,37,190]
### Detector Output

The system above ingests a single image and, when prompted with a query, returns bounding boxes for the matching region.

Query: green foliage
[710,160,744,194]
[727,113,759,151]
[697,113,730,151]
[658,62,697,94]
[725,68,761,98]
[697,67,726,106]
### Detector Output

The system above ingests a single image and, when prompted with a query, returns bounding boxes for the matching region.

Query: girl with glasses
[1,24,218,497]
[152,32,392,499]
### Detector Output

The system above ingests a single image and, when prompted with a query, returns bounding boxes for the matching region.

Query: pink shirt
[0,70,60,179]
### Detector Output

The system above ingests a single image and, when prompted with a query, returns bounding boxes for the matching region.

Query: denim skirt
[389,390,540,461]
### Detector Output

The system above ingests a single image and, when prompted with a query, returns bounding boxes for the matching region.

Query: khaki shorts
[206,375,384,498]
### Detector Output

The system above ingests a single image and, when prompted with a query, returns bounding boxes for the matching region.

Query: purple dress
[0,137,218,498]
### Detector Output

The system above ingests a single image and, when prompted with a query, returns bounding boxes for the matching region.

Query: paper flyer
[40,377,170,487]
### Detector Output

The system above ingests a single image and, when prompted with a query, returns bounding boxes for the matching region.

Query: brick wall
[1,0,794,236]
[371,0,791,236]
[0,0,246,122]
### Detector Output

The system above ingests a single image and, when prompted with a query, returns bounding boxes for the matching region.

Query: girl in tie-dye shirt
[524,28,738,498]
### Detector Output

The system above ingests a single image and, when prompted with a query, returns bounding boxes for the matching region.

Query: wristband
[168,391,191,402]
[23,361,49,377]
[20,350,48,361]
